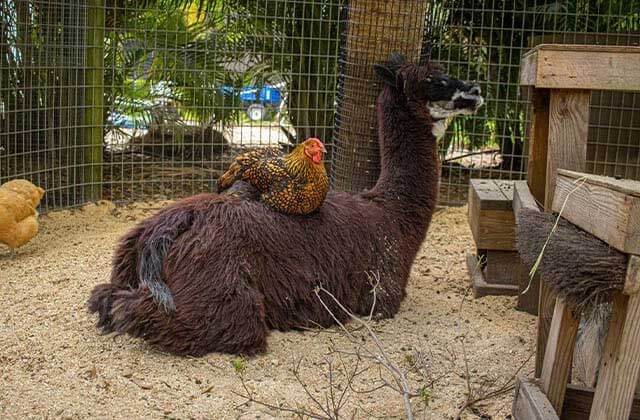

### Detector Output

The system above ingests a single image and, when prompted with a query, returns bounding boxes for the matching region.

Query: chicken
[0,179,45,253]
[216,138,329,215]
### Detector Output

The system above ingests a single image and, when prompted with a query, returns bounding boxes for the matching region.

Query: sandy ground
[0,202,536,419]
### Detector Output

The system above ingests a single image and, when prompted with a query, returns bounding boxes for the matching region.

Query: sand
[0,202,535,419]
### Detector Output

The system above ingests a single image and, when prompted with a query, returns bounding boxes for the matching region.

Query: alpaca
[88,54,484,356]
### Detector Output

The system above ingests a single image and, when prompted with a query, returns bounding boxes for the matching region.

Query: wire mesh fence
[1,0,346,209]
[1,0,640,210]
[431,0,640,206]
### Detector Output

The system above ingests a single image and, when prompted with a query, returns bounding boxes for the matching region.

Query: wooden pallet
[512,170,640,420]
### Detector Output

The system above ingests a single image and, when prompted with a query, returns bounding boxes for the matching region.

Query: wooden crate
[468,179,517,251]
[513,170,640,420]
[467,179,538,312]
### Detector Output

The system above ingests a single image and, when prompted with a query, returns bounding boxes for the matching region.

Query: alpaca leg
[87,283,120,332]
[204,280,269,356]
[103,276,269,356]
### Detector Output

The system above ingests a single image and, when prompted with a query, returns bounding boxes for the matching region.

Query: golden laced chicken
[0,179,45,254]
[216,138,329,215]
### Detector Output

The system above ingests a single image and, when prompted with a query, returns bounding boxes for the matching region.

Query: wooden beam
[485,250,522,285]
[625,256,640,296]
[544,90,590,209]
[540,298,580,414]
[513,180,540,215]
[84,0,105,201]
[552,170,640,255]
[590,292,640,420]
[468,179,517,251]
[466,251,518,298]
[520,44,640,91]
[563,384,640,420]
[512,377,560,420]
[512,181,540,316]
[526,90,550,206]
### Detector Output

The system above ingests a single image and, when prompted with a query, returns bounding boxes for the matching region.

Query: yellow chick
[0,179,45,253]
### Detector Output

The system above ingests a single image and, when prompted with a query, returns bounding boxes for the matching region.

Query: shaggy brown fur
[516,209,627,311]
[88,55,483,356]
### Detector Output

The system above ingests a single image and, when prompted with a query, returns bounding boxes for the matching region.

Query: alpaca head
[373,53,484,135]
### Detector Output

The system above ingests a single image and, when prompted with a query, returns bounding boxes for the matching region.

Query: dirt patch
[0,202,535,419]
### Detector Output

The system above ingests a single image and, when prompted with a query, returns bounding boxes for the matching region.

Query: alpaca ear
[374,64,405,93]
[388,52,405,66]
[373,64,396,86]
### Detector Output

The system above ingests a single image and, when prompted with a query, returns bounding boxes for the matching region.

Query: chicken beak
[320,144,327,153]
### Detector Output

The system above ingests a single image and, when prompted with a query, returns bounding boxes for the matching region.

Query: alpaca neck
[370,87,440,221]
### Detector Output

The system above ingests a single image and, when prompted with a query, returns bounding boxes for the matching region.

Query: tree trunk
[331,0,429,192]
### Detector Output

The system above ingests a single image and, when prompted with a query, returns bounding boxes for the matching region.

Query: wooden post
[83,0,104,201]
[544,90,590,209]
[527,89,550,206]
[540,298,580,414]
[535,89,590,377]
[331,0,428,192]
[590,292,640,420]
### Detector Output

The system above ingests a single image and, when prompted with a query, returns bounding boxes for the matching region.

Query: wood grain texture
[545,89,590,209]
[485,250,522,285]
[552,171,640,255]
[536,282,556,377]
[512,377,560,420]
[466,251,519,298]
[513,181,541,215]
[590,292,640,420]
[520,44,640,91]
[513,181,540,316]
[517,272,540,317]
[468,180,517,251]
[540,298,580,414]
[562,384,640,420]
[625,256,640,296]
[519,51,538,86]
[526,90,550,206]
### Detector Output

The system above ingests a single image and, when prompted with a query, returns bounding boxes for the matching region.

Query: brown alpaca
[88,54,483,356]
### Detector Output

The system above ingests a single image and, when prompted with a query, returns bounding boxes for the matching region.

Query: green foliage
[434,0,640,167]
[232,357,247,374]
[419,385,432,406]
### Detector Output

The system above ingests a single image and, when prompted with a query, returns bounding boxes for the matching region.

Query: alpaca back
[159,191,402,327]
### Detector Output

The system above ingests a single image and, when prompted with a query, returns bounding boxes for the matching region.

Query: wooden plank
[513,180,540,215]
[468,180,517,251]
[84,0,105,201]
[520,44,640,91]
[519,51,538,86]
[512,377,560,420]
[563,384,640,420]
[625,256,640,296]
[517,273,540,317]
[526,89,550,206]
[470,179,513,210]
[485,250,521,285]
[512,180,540,316]
[552,170,640,255]
[495,180,515,201]
[536,283,557,378]
[544,90,590,209]
[466,251,518,298]
[590,292,640,420]
[540,298,580,415]
[527,44,640,54]
[558,169,640,197]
